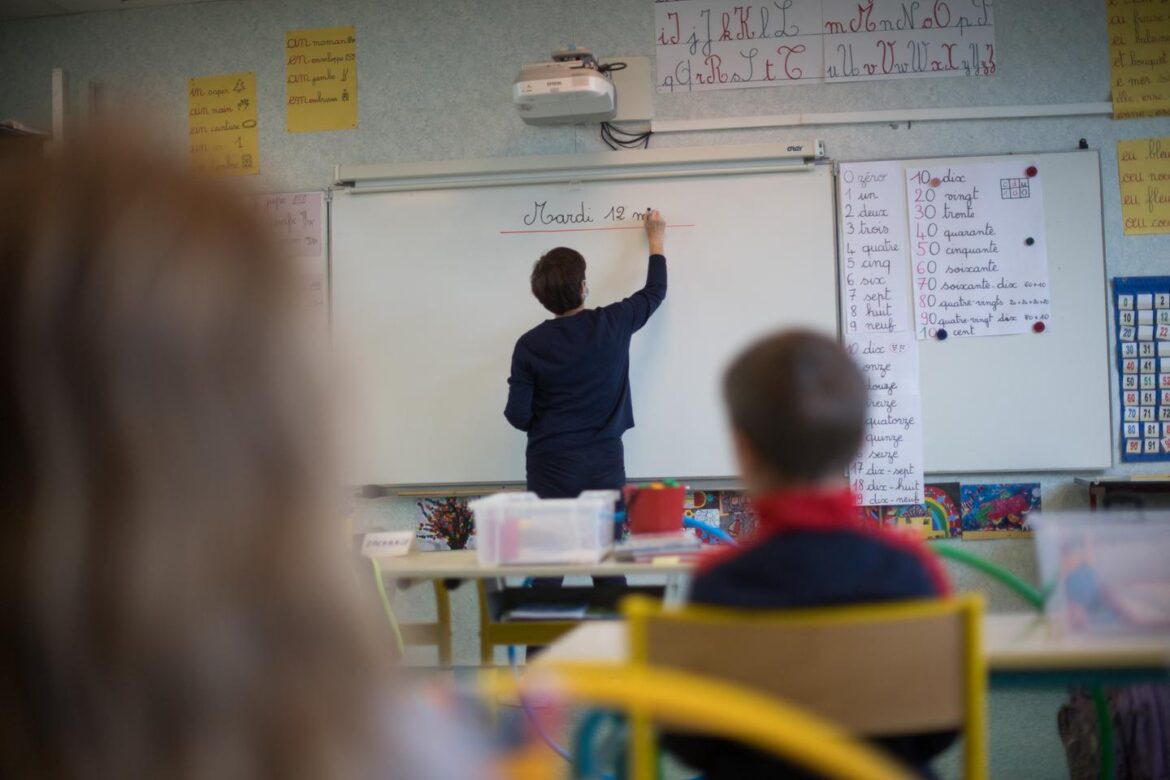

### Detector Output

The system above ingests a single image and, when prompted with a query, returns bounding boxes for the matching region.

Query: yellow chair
[494,662,914,780]
[623,594,988,780]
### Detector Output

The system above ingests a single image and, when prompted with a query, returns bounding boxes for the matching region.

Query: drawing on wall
[417,497,477,550]
[961,483,1041,538]
[856,482,961,539]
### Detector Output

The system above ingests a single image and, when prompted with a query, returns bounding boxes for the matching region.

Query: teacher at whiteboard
[504,210,667,500]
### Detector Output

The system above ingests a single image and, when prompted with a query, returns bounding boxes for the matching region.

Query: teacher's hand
[644,209,666,255]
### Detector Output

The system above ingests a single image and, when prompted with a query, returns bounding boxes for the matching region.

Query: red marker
[1033,321,1046,333]
[1026,166,1038,178]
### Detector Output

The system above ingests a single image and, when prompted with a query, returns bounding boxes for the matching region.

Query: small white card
[361,530,417,558]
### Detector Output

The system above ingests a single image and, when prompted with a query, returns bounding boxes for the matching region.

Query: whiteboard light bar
[336,142,823,193]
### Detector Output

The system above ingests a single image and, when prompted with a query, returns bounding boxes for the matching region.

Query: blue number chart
[1114,277,1170,462]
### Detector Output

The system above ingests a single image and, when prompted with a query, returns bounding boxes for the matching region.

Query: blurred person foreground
[0,136,489,780]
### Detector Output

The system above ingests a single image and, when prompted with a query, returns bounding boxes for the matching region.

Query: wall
[3,2,1168,777]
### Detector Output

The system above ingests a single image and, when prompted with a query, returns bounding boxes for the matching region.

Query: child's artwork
[855,483,962,540]
[961,483,1041,539]
[719,492,758,538]
[416,496,477,550]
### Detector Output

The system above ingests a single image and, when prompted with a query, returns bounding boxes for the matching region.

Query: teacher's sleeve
[603,254,667,333]
[504,343,535,431]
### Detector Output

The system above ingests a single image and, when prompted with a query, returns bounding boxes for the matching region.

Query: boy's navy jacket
[504,254,666,457]
[665,489,956,780]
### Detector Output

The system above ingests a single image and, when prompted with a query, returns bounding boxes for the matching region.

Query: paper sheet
[846,332,924,506]
[653,0,995,92]
[1119,137,1170,235]
[286,26,358,132]
[187,72,259,176]
[839,161,912,334]
[1108,1,1170,119]
[906,160,1051,339]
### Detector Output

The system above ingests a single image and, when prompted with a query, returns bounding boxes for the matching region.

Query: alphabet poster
[654,0,995,92]
[1108,0,1170,119]
[1118,137,1170,235]
[286,26,358,132]
[187,72,259,176]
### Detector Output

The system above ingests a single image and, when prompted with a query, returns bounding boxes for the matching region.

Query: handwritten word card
[839,161,912,334]
[906,161,1051,339]
[245,191,325,260]
[188,72,259,176]
[286,26,358,132]
[846,332,924,506]
[244,191,329,334]
[1119,137,1170,235]
[1108,0,1170,119]
[654,0,995,92]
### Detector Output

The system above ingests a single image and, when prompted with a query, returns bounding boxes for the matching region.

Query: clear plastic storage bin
[471,490,619,566]
[1033,511,1170,635]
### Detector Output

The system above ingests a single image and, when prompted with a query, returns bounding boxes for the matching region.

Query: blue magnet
[936,329,948,341]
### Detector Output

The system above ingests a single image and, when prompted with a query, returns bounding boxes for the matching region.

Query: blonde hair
[0,139,387,778]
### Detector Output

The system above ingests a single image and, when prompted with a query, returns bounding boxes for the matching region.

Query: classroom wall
[4,3,1168,777]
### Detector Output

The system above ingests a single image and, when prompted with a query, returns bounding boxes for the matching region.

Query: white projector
[513,49,616,126]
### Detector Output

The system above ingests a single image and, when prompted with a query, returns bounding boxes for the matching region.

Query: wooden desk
[534,614,1170,686]
[375,549,694,579]
[1076,477,1170,510]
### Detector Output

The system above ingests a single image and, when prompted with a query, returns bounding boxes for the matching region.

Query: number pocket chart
[906,161,1051,340]
[1114,276,1170,462]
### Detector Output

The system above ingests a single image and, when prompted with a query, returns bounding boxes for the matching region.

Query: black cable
[600,121,651,151]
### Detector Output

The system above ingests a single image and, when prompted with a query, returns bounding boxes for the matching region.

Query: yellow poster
[188,72,259,177]
[1108,1,1170,119]
[1119,137,1170,235]
[286,26,358,132]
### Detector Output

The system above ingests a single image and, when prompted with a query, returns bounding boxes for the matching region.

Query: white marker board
[837,150,1112,473]
[331,145,837,486]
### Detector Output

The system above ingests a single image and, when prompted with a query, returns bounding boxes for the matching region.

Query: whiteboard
[331,145,838,486]
[838,151,1112,473]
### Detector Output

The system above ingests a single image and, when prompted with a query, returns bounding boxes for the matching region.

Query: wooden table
[534,613,1170,686]
[374,548,694,579]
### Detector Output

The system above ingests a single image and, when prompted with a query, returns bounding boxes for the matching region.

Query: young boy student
[665,330,955,780]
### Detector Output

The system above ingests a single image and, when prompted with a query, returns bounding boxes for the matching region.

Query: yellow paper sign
[1118,137,1170,235]
[1108,1,1170,119]
[286,26,358,132]
[188,72,259,177]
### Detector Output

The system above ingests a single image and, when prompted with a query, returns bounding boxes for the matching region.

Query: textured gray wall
[4,2,1168,777]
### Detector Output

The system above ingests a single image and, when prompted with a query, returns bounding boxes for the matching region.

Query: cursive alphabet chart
[654,0,995,92]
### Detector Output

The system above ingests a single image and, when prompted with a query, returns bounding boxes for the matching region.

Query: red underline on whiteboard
[499,224,696,235]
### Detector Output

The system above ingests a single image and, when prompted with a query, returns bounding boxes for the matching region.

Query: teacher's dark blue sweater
[504,255,667,458]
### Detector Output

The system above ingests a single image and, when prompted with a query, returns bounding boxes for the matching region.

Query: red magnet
[930,177,941,187]
[1026,166,1038,178]
[1033,321,1046,333]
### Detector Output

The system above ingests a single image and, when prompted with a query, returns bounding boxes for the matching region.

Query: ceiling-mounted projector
[513,48,616,126]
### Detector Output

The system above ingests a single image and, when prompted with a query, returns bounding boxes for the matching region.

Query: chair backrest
[623,594,986,777]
